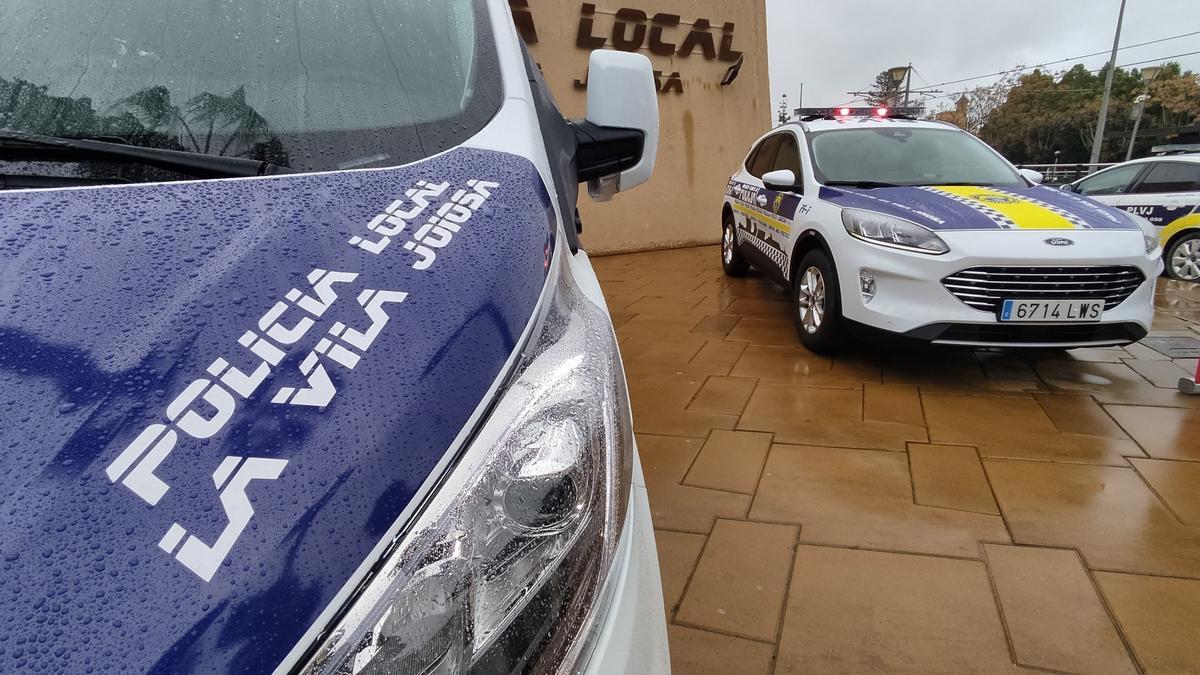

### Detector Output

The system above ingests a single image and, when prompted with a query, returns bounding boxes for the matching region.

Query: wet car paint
[0,148,554,673]
[818,184,1139,231]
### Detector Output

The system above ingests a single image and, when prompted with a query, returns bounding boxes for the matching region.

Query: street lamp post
[888,65,912,109]
[1089,0,1128,170]
[1126,66,1161,162]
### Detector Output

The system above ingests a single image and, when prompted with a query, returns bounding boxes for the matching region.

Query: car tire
[792,249,847,354]
[1166,232,1200,282]
[721,214,749,277]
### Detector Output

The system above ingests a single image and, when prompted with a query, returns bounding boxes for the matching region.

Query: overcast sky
[765,0,1200,115]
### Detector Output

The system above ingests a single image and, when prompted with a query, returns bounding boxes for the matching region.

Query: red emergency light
[799,107,908,119]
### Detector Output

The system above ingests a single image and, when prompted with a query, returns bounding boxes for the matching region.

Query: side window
[744,143,763,173]
[1133,162,1200,194]
[748,135,783,179]
[771,133,804,178]
[1076,164,1145,196]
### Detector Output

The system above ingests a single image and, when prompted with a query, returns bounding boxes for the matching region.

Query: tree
[976,62,1198,164]
[866,70,903,108]
[934,72,1022,135]
[1148,64,1200,128]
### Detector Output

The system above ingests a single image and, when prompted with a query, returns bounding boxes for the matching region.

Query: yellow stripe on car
[1158,212,1200,246]
[930,186,1079,230]
[731,201,792,234]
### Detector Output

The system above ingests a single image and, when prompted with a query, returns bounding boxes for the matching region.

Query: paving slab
[984,459,1200,578]
[1106,405,1200,461]
[1096,572,1200,673]
[910,444,1000,515]
[1130,458,1200,525]
[667,625,775,675]
[655,530,706,614]
[983,544,1136,674]
[752,444,1008,557]
[686,376,758,416]
[676,519,796,642]
[684,429,773,494]
[776,546,1019,674]
[638,434,750,533]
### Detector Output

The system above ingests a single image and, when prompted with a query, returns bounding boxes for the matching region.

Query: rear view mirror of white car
[1018,168,1045,184]
[573,50,659,201]
[763,169,800,192]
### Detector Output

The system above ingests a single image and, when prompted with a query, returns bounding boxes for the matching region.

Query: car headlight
[841,208,950,255]
[1125,213,1162,257]
[298,242,632,674]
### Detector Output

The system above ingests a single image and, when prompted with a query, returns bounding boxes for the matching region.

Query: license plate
[1000,299,1104,323]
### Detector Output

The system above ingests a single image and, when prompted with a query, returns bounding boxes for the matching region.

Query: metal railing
[1017,163,1119,186]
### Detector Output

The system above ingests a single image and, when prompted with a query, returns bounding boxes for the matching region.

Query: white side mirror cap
[1019,168,1044,185]
[585,50,659,193]
[762,169,798,191]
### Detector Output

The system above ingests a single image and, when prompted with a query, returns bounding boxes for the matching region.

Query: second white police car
[722,110,1163,353]
[1064,153,1200,281]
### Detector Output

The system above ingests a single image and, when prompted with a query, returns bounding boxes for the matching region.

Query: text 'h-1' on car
[722,108,1164,354]
[0,0,670,672]
[1063,153,1200,282]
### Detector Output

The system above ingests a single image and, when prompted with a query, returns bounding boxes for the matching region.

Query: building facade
[511,1,771,254]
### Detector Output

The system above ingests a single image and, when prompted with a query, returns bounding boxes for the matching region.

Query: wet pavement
[592,245,1200,675]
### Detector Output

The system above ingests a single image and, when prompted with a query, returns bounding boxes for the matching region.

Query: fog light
[860,269,877,304]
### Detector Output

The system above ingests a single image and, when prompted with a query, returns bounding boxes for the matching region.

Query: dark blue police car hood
[0,148,554,673]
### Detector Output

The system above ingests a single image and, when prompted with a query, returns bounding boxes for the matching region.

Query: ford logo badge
[1045,237,1075,247]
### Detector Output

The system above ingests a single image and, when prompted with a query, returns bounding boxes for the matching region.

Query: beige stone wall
[516,1,771,255]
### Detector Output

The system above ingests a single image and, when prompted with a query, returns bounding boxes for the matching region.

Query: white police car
[722,111,1162,353]
[0,0,669,672]
[1065,154,1200,281]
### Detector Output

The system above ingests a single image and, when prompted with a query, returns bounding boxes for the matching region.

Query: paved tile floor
[592,245,1200,675]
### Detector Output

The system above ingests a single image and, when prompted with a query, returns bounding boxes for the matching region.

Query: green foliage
[971,62,1200,164]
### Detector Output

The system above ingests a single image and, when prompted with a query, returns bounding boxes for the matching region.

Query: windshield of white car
[0,0,500,184]
[808,127,1027,189]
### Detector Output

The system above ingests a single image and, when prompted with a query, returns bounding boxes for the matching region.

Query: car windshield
[808,126,1026,189]
[0,0,500,180]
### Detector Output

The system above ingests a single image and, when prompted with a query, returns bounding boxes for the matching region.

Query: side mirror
[762,169,800,192]
[1059,183,1076,193]
[573,50,659,201]
[1018,168,1044,185]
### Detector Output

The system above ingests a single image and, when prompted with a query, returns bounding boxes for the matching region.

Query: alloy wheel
[722,224,735,264]
[797,266,826,334]
[1172,239,1200,282]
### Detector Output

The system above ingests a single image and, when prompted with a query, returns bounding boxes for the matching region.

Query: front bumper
[836,229,1162,347]
[580,445,670,674]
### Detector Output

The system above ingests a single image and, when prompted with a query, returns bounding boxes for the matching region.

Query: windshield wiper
[0,130,294,179]
[823,180,901,189]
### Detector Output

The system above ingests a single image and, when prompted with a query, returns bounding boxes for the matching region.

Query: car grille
[942,266,1146,313]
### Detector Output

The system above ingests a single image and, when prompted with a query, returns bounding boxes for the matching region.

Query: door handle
[756,194,768,207]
